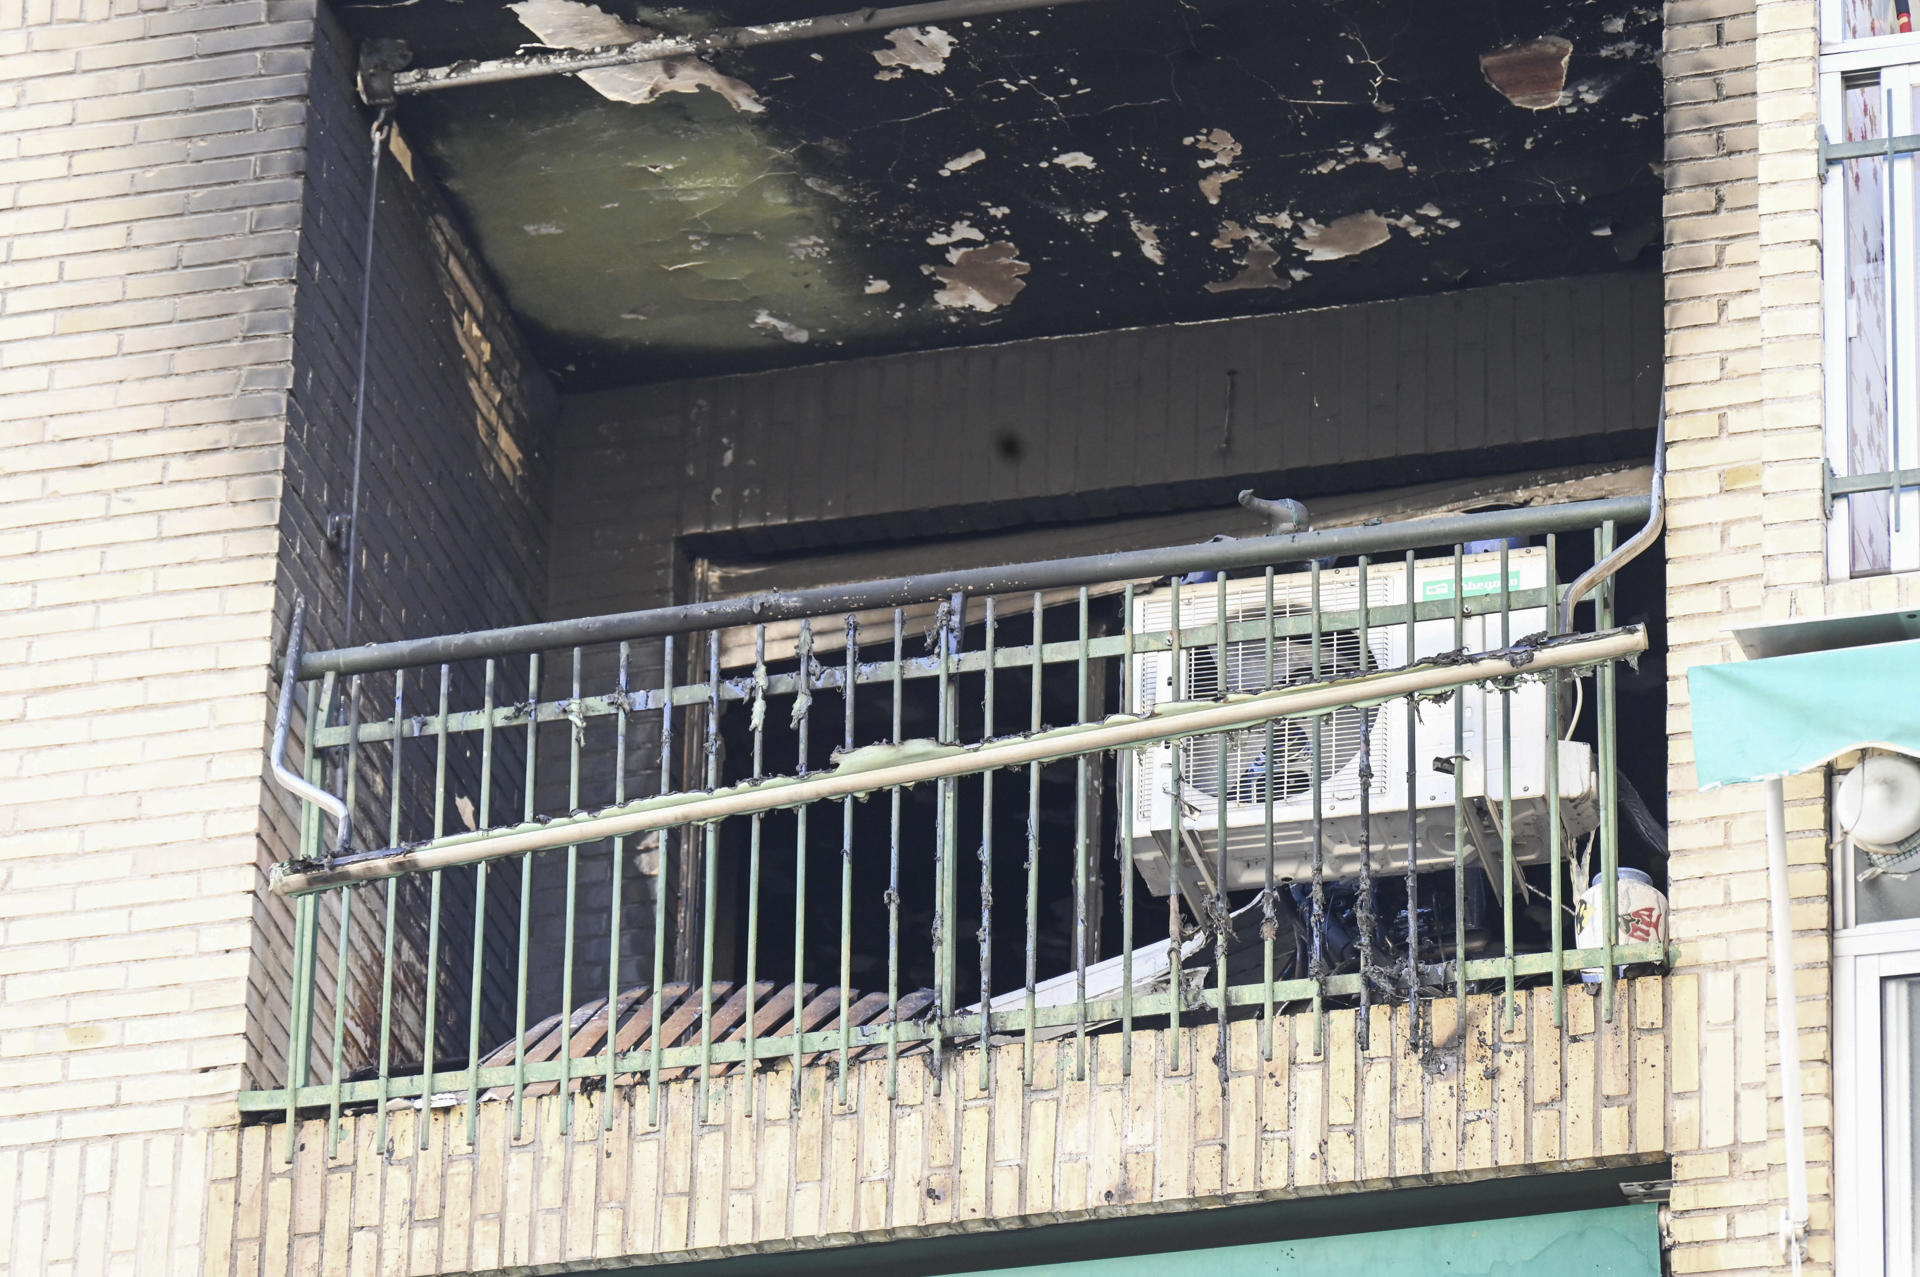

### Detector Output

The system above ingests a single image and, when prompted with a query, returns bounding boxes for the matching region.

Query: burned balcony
[244,491,1670,1148]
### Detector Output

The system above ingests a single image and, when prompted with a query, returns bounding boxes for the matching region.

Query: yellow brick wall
[209,983,1666,1275]
[0,1,320,1272]
[1659,0,1910,1273]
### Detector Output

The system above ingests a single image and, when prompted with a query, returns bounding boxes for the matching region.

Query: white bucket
[1575,867,1667,983]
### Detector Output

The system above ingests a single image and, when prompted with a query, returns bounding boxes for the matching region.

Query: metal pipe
[268,598,351,849]
[1765,775,1811,1267]
[378,0,1122,100]
[271,626,1647,895]
[298,496,1651,679]
[1559,420,1665,634]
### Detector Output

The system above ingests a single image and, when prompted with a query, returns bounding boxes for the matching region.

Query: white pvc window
[1835,787,1920,1277]
[1821,1,1920,576]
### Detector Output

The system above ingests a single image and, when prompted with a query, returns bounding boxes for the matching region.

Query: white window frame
[1820,19,1920,578]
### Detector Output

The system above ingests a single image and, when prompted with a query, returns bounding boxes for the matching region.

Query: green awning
[942,1204,1660,1277]
[1688,637,1920,788]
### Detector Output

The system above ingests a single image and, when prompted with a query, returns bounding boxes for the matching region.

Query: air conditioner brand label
[1418,570,1526,601]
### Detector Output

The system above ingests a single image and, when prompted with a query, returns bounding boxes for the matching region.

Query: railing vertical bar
[326,881,353,1155]
[1597,521,1620,1022]
[1451,549,1467,1025]
[466,658,497,1145]
[649,635,674,1124]
[1500,543,1517,1029]
[1309,564,1325,1055]
[838,615,859,1102]
[933,591,956,1090]
[1261,567,1277,1062]
[978,598,997,1094]
[791,620,814,1104]
[286,678,325,1160]
[1212,574,1229,1082]
[1075,585,1092,1083]
[1888,84,1903,540]
[1023,592,1043,1084]
[1355,559,1374,1053]
[511,652,540,1136]
[328,676,362,1154]
[932,595,962,1092]
[1120,584,1137,1076]
[420,664,449,1150]
[285,893,314,1162]
[887,610,906,1097]
[559,647,582,1130]
[1403,549,1420,1042]
[1167,578,1185,1072]
[606,642,630,1128]
[376,672,404,1148]
[742,628,766,1113]
[1545,535,1566,1028]
[699,634,722,1118]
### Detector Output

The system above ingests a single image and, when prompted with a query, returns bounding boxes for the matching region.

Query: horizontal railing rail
[250,498,1664,1161]
[290,497,1650,677]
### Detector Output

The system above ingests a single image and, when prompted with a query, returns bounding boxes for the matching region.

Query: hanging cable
[342,107,391,649]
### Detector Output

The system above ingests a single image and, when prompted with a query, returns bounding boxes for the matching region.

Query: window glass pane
[1886,974,1920,1277]
[1841,82,1897,573]
[1849,835,1920,924]
[1840,0,1906,41]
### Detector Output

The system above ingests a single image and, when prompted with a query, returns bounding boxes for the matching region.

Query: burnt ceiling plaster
[337,0,1663,390]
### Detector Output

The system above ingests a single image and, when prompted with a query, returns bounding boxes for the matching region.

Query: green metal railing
[242,498,1665,1154]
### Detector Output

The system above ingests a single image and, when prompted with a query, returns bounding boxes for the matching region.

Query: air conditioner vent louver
[1177,609,1382,806]
[1124,548,1601,897]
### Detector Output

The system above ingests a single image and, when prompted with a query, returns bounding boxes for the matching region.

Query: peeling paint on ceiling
[872,25,954,79]
[928,241,1030,312]
[507,0,765,112]
[1481,36,1576,110]
[340,0,1664,389]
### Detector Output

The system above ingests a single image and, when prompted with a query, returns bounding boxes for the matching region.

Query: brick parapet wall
[208,983,1667,1275]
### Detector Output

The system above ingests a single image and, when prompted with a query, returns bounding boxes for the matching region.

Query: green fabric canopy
[1688,637,1920,788]
[941,1205,1660,1277]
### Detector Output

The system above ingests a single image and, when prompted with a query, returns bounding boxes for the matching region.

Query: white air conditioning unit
[1127,547,1599,898]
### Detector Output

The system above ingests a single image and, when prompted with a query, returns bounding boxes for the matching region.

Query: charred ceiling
[338,0,1663,390]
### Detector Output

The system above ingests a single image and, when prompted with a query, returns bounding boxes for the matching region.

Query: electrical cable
[343,107,392,648]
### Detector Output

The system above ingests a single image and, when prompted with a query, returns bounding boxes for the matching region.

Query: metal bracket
[324,512,351,553]
[356,38,412,108]
[1818,122,1920,181]
[1826,461,1920,514]
[1618,1179,1672,1203]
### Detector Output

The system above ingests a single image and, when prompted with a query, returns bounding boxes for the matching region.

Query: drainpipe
[1765,775,1810,1272]
[1559,411,1666,635]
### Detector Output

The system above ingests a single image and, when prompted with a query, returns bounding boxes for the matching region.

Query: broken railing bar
[294,496,1650,679]
[272,626,1645,895]
[237,941,1672,1113]
[377,0,1122,100]
[309,587,1563,748]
